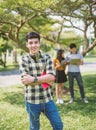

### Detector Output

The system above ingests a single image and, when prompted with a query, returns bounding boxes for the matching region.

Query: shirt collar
[29,51,43,60]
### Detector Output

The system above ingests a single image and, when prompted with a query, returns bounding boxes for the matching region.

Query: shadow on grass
[56,73,96,117]
[57,97,96,119]
[2,90,25,108]
[83,73,96,93]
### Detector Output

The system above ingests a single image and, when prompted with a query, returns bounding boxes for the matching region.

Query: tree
[0,0,96,56]
[0,42,12,67]
[49,0,96,55]
[0,0,57,51]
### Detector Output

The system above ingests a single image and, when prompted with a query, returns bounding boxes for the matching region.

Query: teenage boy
[19,32,63,130]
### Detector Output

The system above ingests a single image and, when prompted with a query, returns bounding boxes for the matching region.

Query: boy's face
[26,38,41,55]
[70,47,77,54]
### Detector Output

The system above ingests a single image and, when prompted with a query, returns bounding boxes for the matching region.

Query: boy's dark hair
[26,32,40,42]
[69,43,76,49]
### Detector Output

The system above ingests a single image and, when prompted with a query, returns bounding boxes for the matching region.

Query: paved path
[0,62,96,87]
[0,70,22,87]
[80,62,96,72]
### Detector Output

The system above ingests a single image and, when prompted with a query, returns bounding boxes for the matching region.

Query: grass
[84,56,96,62]
[0,72,96,130]
[0,56,96,130]
[0,62,19,71]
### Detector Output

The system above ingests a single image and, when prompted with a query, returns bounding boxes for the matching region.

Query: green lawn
[0,72,96,130]
[84,56,96,62]
[0,62,19,71]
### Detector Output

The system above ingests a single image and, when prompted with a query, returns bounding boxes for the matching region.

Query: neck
[30,52,38,56]
[29,52,40,59]
[71,51,77,54]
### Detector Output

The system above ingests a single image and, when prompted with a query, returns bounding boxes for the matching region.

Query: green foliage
[60,37,82,48]
[28,15,56,31]
[0,0,95,55]
[0,38,13,54]
[41,43,53,52]
[0,43,11,53]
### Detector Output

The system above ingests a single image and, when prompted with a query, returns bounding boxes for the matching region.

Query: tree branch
[82,39,96,56]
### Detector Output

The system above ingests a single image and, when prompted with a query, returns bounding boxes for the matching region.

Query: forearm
[28,74,55,87]
[77,61,83,65]
[37,74,55,83]
[21,74,55,86]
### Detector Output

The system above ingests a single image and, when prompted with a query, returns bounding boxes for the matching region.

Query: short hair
[69,43,76,49]
[26,32,40,42]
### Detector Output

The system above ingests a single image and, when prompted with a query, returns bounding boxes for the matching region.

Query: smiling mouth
[30,48,38,54]
[32,49,37,51]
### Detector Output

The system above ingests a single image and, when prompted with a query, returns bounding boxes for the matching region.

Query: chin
[31,51,38,55]
[30,49,39,55]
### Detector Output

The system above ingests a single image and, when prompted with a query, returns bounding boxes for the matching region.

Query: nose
[31,43,36,47]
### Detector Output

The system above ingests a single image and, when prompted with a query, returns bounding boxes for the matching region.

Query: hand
[76,62,81,65]
[21,74,34,85]
[64,61,67,64]
[66,61,70,65]
[76,61,83,65]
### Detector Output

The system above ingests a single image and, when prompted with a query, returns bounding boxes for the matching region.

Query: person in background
[19,32,63,130]
[54,49,67,104]
[65,43,88,103]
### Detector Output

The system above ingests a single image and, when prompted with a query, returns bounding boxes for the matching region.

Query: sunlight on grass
[0,102,29,130]
[84,56,96,62]
[0,73,96,130]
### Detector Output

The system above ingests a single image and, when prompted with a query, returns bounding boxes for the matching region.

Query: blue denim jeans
[26,100,63,130]
[68,72,85,99]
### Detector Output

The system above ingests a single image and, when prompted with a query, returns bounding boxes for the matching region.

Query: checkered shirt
[19,51,55,104]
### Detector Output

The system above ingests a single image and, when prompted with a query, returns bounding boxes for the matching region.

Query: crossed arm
[21,73,55,86]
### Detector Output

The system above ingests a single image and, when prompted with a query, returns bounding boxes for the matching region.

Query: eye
[29,42,33,45]
[35,41,39,44]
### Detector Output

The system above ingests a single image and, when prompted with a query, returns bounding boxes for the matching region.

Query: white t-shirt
[65,53,83,72]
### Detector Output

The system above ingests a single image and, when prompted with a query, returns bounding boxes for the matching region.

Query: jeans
[26,100,63,130]
[68,72,85,99]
